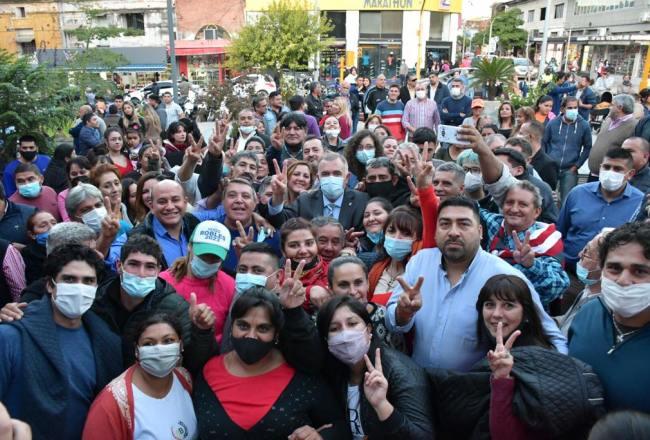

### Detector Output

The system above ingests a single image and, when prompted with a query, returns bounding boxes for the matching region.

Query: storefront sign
[246,0,461,12]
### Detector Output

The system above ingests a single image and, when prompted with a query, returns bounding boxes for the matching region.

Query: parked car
[513,57,537,79]
[438,67,477,85]
[230,74,276,97]
[127,81,199,105]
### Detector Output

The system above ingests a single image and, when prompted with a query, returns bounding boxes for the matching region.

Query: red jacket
[82,365,192,440]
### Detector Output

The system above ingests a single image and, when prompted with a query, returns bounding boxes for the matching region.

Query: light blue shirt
[385,248,568,372]
[267,192,344,220]
[151,216,189,265]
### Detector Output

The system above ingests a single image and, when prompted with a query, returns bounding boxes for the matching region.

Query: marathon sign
[363,0,414,8]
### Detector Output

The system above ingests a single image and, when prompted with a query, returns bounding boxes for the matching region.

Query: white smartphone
[437,124,471,145]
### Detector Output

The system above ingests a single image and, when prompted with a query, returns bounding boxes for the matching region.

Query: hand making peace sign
[512,230,535,268]
[395,276,424,325]
[270,158,288,205]
[278,258,307,309]
[487,321,521,379]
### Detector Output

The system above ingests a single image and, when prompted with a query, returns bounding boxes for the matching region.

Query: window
[16,7,26,18]
[360,11,402,38]
[540,7,546,21]
[324,12,346,39]
[554,3,564,19]
[527,10,534,22]
[198,25,229,40]
[429,12,444,39]
[19,41,36,55]
[125,13,144,31]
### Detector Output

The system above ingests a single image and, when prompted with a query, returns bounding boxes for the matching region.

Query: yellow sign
[246,0,462,13]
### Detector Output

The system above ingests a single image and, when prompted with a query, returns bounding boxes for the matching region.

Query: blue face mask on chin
[576,261,599,286]
[35,231,49,246]
[366,230,384,245]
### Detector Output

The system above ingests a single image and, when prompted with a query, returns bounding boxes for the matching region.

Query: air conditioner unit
[641,12,650,23]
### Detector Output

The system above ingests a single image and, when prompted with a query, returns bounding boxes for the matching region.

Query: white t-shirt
[133,374,197,440]
[165,102,184,129]
[347,385,365,440]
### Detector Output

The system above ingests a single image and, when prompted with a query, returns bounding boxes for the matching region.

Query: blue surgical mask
[383,236,413,261]
[576,261,599,286]
[235,273,268,294]
[355,149,375,164]
[18,181,41,199]
[565,109,579,121]
[367,230,384,245]
[121,271,157,298]
[35,231,49,246]
[191,255,220,279]
[320,176,345,201]
[222,164,230,176]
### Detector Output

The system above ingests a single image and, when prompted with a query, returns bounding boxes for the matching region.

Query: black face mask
[20,150,37,161]
[232,336,275,365]
[71,175,90,186]
[366,181,394,199]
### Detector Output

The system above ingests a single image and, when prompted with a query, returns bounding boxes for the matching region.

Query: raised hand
[270,159,288,205]
[232,220,255,258]
[278,258,307,309]
[512,231,534,268]
[391,150,410,177]
[223,139,237,164]
[487,321,521,379]
[208,117,229,158]
[406,177,420,208]
[100,195,121,239]
[271,131,283,151]
[395,276,424,325]
[189,292,216,331]
[184,133,203,164]
[344,227,364,249]
[411,143,434,189]
[252,212,275,238]
[456,125,489,153]
[363,348,390,411]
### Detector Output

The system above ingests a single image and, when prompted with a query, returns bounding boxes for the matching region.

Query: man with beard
[386,196,567,371]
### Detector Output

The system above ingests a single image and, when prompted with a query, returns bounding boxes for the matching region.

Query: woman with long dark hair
[316,295,433,439]
[431,274,605,440]
[534,95,555,125]
[343,130,384,189]
[497,101,515,139]
[104,127,134,176]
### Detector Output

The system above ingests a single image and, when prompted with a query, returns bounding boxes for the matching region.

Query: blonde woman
[332,96,352,139]
[142,104,163,139]
[118,101,146,135]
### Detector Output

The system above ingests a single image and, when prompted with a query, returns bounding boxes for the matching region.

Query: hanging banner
[575,0,625,6]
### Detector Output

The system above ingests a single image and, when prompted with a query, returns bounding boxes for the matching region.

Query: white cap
[190,221,231,260]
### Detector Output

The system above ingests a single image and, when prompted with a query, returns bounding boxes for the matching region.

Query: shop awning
[170,39,230,56]
[37,47,167,72]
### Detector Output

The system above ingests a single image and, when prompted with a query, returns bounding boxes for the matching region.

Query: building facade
[245,0,462,79]
[0,0,63,55]
[502,0,650,82]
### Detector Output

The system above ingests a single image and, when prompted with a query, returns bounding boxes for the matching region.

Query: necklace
[612,318,641,345]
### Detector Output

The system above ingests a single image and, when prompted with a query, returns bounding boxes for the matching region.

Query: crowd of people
[1,66,650,440]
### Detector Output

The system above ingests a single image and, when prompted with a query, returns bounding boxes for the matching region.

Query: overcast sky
[462,0,497,19]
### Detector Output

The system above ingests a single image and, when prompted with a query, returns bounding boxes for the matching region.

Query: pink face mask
[327,329,370,365]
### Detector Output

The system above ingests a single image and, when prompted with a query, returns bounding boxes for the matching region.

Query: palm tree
[470,57,515,100]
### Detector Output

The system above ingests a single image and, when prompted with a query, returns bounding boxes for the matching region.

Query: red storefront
[168,39,230,87]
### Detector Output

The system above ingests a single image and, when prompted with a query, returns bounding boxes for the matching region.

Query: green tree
[0,50,77,155]
[490,8,527,55]
[228,0,333,72]
[471,57,515,99]
[469,9,527,55]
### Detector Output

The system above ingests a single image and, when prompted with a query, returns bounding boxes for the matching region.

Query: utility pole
[538,0,553,79]
[166,0,179,102]
[563,27,572,72]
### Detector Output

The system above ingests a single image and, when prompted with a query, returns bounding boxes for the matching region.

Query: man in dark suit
[399,73,417,105]
[266,152,368,231]
[427,72,450,107]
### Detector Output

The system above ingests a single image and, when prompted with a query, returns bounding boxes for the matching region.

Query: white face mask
[415,90,427,99]
[325,129,340,138]
[53,282,97,319]
[138,343,181,377]
[450,87,462,98]
[81,206,108,233]
[239,125,256,135]
[367,124,379,131]
[464,172,483,192]
[599,170,626,192]
[601,277,650,318]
